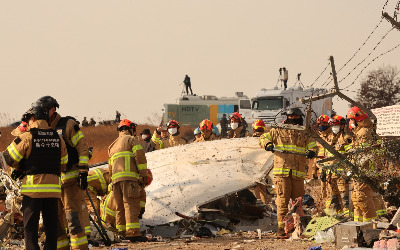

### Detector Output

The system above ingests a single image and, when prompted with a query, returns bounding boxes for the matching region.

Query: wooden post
[329,56,340,92]
[382,12,400,31]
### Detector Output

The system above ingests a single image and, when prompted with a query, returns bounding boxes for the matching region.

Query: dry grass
[0,124,195,165]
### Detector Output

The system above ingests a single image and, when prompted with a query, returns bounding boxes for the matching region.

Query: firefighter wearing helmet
[259,107,317,236]
[34,96,91,249]
[2,104,68,249]
[252,119,266,137]
[347,106,384,222]
[108,119,148,242]
[194,119,216,142]
[152,120,188,149]
[314,114,345,212]
[228,112,243,138]
[100,169,153,228]
[327,115,353,213]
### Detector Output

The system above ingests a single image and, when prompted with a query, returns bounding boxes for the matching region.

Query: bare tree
[355,65,400,109]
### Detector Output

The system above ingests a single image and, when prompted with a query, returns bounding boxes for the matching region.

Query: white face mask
[332,126,340,134]
[168,128,178,135]
[141,134,149,140]
[231,123,239,130]
[350,123,356,129]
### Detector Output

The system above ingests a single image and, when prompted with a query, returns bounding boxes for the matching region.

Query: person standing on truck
[282,67,288,90]
[3,104,68,250]
[228,112,243,138]
[259,108,317,236]
[152,120,188,149]
[219,114,228,138]
[183,75,193,95]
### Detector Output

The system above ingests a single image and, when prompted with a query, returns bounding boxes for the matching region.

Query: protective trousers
[372,192,386,217]
[22,196,58,250]
[252,183,269,205]
[337,178,350,210]
[351,181,376,222]
[57,184,89,250]
[113,181,141,237]
[273,175,304,231]
[85,190,100,215]
[326,176,343,211]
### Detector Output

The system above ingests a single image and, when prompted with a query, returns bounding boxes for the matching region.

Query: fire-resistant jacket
[50,113,89,186]
[87,167,111,197]
[4,120,68,198]
[108,130,147,184]
[151,131,187,150]
[194,130,216,142]
[259,128,317,179]
[228,126,243,138]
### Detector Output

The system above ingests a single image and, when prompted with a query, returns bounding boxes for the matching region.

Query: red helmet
[347,106,368,122]
[330,115,346,125]
[317,114,330,124]
[146,169,153,187]
[199,119,213,131]
[167,120,180,129]
[252,119,266,132]
[117,119,136,131]
[17,121,28,133]
[229,112,242,122]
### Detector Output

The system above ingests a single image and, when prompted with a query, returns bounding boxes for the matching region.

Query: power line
[342,41,400,90]
[339,27,394,83]
[309,61,330,88]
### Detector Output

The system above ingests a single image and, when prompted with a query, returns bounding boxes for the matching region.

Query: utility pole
[383,12,400,31]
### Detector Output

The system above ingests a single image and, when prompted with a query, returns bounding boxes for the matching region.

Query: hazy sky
[1,0,399,126]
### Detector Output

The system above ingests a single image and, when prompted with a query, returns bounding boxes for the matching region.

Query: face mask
[332,126,340,134]
[168,128,178,135]
[286,118,303,125]
[349,121,357,130]
[141,134,149,140]
[318,125,330,132]
[231,123,239,130]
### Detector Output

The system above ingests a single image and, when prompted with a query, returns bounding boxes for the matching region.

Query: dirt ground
[91,237,336,250]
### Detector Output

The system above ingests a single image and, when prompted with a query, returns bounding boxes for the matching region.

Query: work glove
[320,169,327,182]
[265,142,274,152]
[11,169,24,181]
[139,207,145,219]
[77,172,88,190]
[305,150,316,159]
[139,176,148,187]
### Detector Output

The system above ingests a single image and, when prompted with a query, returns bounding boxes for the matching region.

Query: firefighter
[227,112,243,138]
[100,169,153,226]
[35,96,90,249]
[3,104,68,249]
[140,129,156,153]
[259,108,317,235]
[347,106,377,222]
[152,120,188,149]
[252,119,266,137]
[194,119,216,142]
[315,114,343,212]
[251,119,270,205]
[193,127,201,142]
[86,166,111,215]
[108,119,148,242]
[329,115,352,213]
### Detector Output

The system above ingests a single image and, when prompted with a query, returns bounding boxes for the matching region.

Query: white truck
[248,86,333,125]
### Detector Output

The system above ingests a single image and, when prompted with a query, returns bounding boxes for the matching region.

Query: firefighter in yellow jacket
[35,96,90,249]
[347,106,378,222]
[108,119,148,242]
[194,119,217,142]
[86,166,111,215]
[329,115,352,213]
[152,120,188,149]
[259,108,317,235]
[3,104,68,249]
